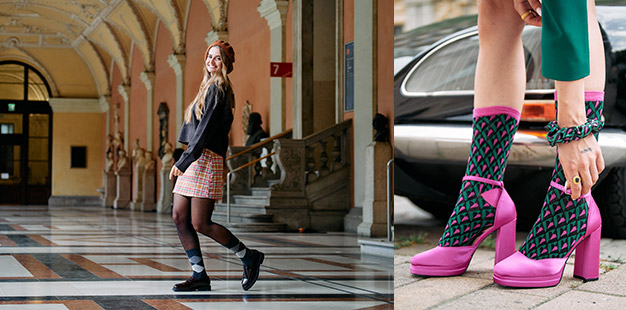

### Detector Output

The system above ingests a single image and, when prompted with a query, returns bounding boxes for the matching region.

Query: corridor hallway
[0,205,392,309]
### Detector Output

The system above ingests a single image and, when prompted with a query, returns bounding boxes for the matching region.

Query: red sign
[270,62,292,77]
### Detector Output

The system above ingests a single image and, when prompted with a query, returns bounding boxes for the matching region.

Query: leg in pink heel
[410,106,520,277]
[494,91,605,288]
[573,226,601,282]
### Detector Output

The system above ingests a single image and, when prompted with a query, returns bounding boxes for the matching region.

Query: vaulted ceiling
[0,0,228,98]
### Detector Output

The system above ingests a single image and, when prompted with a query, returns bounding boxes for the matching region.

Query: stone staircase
[213,185,288,232]
[222,119,352,233]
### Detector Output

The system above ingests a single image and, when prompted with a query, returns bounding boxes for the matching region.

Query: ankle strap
[463,175,503,187]
[550,181,592,198]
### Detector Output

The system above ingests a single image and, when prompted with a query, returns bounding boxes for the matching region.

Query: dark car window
[402,27,554,96]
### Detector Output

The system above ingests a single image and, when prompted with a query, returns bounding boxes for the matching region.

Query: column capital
[117,84,130,103]
[99,95,111,113]
[167,53,186,76]
[205,30,229,46]
[139,71,155,91]
[258,0,289,29]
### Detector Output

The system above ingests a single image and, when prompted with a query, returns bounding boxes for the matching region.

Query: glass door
[0,113,24,203]
[0,62,52,204]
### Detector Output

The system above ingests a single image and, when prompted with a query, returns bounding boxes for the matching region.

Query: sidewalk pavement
[394,196,626,309]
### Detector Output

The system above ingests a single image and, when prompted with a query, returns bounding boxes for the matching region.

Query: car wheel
[594,167,626,239]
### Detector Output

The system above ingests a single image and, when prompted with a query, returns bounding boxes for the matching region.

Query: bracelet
[545,119,603,147]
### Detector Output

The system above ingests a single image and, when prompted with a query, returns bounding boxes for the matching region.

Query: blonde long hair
[184,45,234,123]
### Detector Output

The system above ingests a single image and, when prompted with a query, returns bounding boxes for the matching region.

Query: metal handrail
[226,129,292,161]
[226,151,276,223]
[387,158,394,242]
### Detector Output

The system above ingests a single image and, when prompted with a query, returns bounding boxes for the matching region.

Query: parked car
[394,4,626,238]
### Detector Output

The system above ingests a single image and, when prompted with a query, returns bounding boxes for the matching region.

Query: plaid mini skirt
[173,149,224,200]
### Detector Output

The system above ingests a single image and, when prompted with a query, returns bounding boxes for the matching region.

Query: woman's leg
[190,197,264,291]
[493,0,605,288]
[411,1,525,276]
[474,0,526,111]
[518,0,605,260]
[171,193,211,291]
[440,0,525,246]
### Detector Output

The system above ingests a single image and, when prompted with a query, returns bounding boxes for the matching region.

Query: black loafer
[172,276,212,292]
[242,250,264,291]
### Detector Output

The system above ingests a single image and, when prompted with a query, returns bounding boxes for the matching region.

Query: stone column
[357,142,392,237]
[167,54,186,148]
[114,150,131,209]
[156,164,174,214]
[117,84,131,151]
[353,0,377,237]
[157,142,175,214]
[100,95,111,136]
[292,0,314,138]
[259,0,289,135]
[102,170,116,207]
[139,71,155,151]
[142,152,156,212]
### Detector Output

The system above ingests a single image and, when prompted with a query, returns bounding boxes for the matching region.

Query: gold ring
[572,176,581,185]
[521,10,533,20]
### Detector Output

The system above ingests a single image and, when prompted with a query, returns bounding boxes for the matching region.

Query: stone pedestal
[114,168,131,209]
[157,165,174,214]
[102,170,117,207]
[130,165,145,211]
[357,142,392,238]
[142,166,156,212]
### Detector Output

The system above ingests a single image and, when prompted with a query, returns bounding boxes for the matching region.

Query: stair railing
[224,129,292,223]
[226,151,276,223]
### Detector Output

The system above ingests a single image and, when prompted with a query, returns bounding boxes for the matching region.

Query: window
[402,27,554,96]
[0,62,51,101]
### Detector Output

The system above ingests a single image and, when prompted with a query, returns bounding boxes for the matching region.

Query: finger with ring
[521,10,534,20]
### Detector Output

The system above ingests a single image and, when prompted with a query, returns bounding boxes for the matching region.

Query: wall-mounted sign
[270,62,293,77]
[344,41,354,112]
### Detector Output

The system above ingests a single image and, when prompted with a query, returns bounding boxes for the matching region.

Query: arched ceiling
[0,0,229,98]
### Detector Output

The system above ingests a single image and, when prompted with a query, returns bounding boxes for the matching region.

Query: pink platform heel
[493,182,602,287]
[410,176,517,276]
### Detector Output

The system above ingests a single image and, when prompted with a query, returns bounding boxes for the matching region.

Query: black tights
[172,194,236,250]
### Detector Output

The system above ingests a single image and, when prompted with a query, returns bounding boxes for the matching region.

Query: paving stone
[535,290,626,310]
[394,276,492,310]
[394,255,425,288]
[599,239,626,262]
[432,288,548,310]
[578,262,626,296]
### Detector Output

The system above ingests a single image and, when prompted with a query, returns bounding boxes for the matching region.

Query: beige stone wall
[51,113,104,196]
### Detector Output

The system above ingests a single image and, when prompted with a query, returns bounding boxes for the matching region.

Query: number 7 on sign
[269,62,293,77]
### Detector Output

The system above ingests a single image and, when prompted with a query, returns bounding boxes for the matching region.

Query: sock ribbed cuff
[473,106,521,122]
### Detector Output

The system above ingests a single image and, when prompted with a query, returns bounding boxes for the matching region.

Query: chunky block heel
[495,219,516,264]
[573,226,601,281]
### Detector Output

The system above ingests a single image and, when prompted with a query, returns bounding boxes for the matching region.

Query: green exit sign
[8,103,15,111]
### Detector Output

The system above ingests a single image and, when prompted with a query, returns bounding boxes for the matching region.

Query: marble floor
[0,205,393,309]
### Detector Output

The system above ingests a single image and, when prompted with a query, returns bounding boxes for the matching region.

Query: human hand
[169,165,183,180]
[557,135,605,199]
[513,0,542,27]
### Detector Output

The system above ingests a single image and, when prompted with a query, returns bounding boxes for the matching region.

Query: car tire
[594,167,626,239]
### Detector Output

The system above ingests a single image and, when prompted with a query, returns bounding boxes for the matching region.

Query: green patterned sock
[439,106,520,247]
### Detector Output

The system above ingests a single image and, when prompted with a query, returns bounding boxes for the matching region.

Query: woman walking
[410,0,605,288]
[169,40,264,292]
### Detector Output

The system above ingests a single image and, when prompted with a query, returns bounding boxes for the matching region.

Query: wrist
[557,110,586,127]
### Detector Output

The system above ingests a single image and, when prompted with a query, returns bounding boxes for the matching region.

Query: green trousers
[541,0,590,81]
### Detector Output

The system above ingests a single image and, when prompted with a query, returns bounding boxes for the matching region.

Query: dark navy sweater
[174,83,233,172]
